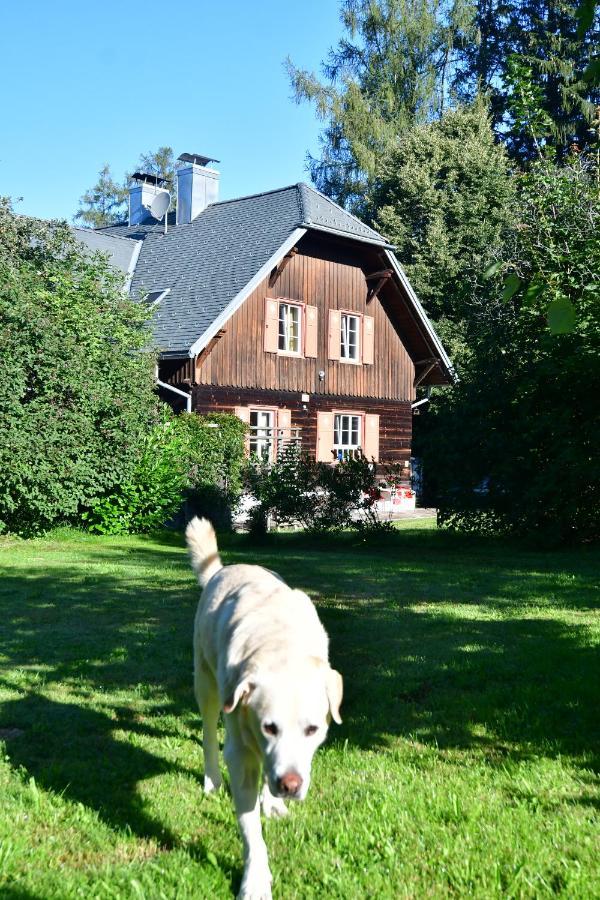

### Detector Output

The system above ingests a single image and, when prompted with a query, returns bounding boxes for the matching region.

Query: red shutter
[304,305,318,358]
[316,412,335,462]
[362,315,375,365]
[363,414,380,461]
[328,310,341,361]
[264,298,279,353]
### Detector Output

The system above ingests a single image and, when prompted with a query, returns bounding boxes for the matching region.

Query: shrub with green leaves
[84,412,247,535]
[246,443,389,534]
[174,411,248,530]
[421,157,600,543]
[0,199,159,536]
[175,412,247,499]
[82,413,189,535]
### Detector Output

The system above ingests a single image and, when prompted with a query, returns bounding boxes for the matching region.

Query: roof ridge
[298,181,385,239]
[78,226,139,244]
[209,183,301,208]
[296,182,307,223]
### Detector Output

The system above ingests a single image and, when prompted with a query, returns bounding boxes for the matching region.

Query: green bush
[0,199,159,536]
[175,412,248,531]
[83,414,189,534]
[246,443,390,534]
[84,411,247,535]
[420,158,600,544]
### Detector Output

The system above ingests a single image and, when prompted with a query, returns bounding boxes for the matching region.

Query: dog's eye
[304,725,318,737]
[263,722,278,736]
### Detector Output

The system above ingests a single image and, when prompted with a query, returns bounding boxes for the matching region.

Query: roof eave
[301,221,394,250]
[384,250,456,384]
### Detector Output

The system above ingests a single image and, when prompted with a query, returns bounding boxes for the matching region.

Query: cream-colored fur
[186,517,343,900]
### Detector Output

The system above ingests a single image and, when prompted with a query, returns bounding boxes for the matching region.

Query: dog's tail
[185,517,222,587]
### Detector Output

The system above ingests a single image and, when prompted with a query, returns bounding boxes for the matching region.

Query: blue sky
[1,1,343,221]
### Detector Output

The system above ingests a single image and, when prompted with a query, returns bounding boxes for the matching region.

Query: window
[143,288,170,309]
[333,413,362,461]
[249,409,275,461]
[340,313,360,361]
[278,302,301,353]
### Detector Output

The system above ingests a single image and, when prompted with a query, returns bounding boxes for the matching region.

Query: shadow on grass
[0,554,237,878]
[0,889,47,900]
[2,691,184,844]
[321,601,600,774]
[1,527,598,854]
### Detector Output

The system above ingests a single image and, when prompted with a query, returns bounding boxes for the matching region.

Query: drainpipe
[411,398,430,410]
[155,365,192,413]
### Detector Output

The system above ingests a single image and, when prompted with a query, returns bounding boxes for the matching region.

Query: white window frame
[278,301,302,355]
[249,408,276,461]
[340,312,361,363]
[333,412,363,461]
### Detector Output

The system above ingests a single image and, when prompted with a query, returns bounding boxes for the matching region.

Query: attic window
[143,288,170,309]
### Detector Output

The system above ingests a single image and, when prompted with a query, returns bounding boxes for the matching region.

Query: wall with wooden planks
[164,239,416,402]
[190,384,412,465]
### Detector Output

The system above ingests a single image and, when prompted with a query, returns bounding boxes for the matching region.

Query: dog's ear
[326,668,343,724]
[223,680,254,714]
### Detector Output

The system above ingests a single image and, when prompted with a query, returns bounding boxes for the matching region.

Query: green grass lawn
[0,523,598,899]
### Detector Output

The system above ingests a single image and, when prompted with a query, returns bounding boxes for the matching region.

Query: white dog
[185,517,343,900]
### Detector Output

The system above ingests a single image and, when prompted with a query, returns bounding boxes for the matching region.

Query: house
[77,153,453,479]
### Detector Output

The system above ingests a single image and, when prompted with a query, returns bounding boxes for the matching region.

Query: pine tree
[133,146,176,197]
[287,0,468,213]
[74,164,127,228]
[455,0,600,158]
[75,148,177,228]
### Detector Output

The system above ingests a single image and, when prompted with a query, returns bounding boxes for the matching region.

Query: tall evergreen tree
[455,0,600,157]
[287,0,470,213]
[74,164,127,228]
[75,148,177,228]
[290,0,599,200]
[133,146,176,197]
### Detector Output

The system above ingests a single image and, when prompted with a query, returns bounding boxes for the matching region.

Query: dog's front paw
[238,862,272,900]
[260,785,288,819]
[203,773,222,794]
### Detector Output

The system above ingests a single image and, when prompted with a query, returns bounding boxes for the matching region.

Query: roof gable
[97,182,452,381]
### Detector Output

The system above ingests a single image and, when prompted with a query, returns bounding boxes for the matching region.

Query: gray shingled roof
[73,227,141,277]
[99,183,391,355]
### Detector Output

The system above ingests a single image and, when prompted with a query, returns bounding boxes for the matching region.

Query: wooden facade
[189,385,412,465]
[158,234,421,468]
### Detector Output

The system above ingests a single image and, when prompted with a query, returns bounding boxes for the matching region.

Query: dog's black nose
[277,771,303,796]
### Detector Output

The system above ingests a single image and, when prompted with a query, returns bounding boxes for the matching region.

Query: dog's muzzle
[276,771,303,797]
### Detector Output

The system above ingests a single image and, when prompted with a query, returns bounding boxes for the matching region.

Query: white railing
[249,427,302,461]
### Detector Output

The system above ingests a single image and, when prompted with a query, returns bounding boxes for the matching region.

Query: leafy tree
[420,157,600,543]
[290,0,599,202]
[373,102,515,356]
[0,199,159,535]
[73,163,128,228]
[75,147,177,228]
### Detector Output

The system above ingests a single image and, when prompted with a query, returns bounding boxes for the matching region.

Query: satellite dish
[146,190,171,220]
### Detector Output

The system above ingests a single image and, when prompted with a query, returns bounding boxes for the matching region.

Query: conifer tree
[373,102,515,355]
[75,148,177,228]
[454,0,599,157]
[287,0,470,213]
[74,164,128,228]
